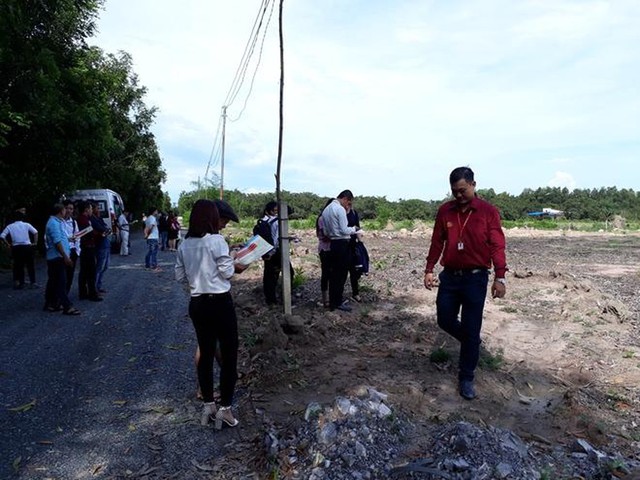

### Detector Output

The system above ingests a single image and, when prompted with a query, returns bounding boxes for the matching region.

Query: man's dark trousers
[11,244,36,286]
[78,247,98,299]
[328,239,351,309]
[263,250,293,305]
[45,258,71,311]
[436,269,489,381]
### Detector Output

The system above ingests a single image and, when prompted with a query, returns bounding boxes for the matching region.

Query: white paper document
[234,235,274,266]
[73,225,93,239]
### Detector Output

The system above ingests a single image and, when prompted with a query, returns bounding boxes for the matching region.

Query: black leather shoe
[459,380,476,400]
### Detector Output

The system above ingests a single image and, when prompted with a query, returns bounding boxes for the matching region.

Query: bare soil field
[227,226,640,473]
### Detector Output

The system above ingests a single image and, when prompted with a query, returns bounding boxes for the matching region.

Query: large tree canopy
[0,0,166,226]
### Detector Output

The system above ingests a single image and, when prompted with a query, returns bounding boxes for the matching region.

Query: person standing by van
[91,203,111,293]
[118,209,130,256]
[144,207,160,270]
[158,212,169,251]
[76,201,102,302]
[62,200,80,294]
[43,204,80,315]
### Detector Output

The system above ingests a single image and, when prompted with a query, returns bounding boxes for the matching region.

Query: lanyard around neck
[457,209,472,239]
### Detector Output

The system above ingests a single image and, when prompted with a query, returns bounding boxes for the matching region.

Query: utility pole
[220,106,227,200]
[276,0,291,315]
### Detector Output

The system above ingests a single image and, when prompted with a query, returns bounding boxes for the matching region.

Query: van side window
[113,195,122,216]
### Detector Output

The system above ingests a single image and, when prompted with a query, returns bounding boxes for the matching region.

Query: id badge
[457,242,464,251]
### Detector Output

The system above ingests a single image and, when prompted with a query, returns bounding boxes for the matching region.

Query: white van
[63,189,126,252]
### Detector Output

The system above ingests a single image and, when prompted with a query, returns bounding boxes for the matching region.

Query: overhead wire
[223,0,271,108]
[229,0,276,123]
[202,0,274,189]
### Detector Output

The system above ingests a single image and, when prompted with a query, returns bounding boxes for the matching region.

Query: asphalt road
[0,233,243,479]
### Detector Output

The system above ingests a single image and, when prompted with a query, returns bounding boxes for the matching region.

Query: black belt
[443,268,487,276]
[192,292,230,298]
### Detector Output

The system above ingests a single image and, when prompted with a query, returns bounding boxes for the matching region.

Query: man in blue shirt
[44,204,80,315]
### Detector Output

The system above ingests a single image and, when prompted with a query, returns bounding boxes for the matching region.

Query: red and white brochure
[234,235,273,266]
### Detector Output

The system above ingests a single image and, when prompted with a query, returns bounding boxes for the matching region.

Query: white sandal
[214,406,239,429]
[200,402,216,426]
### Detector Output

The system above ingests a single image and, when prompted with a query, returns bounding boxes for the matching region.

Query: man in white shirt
[321,190,361,312]
[0,211,38,289]
[144,207,160,270]
[118,210,130,256]
[62,200,81,294]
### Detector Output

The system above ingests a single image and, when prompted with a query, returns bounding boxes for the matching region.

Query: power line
[202,0,275,192]
[223,0,271,108]
[229,0,276,123]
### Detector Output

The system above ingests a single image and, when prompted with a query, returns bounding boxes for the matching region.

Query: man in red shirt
[424,167,507,400]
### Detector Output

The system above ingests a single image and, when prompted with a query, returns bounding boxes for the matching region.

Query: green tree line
[0,0,168,229]
[177,185,640,223]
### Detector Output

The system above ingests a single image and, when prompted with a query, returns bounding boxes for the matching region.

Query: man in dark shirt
[424,167,507,400]
[91,203,111,293]
[76,201,102,302]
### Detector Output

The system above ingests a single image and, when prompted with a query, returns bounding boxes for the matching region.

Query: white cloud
[548,171,577,190]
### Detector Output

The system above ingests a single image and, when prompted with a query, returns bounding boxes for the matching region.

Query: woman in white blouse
[175,199,246,429]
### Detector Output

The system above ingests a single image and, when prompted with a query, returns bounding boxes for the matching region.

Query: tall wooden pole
[276,0,291,315]
[220,106,227,200]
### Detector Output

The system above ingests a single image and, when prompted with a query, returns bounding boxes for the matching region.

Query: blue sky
[92,0,639,203]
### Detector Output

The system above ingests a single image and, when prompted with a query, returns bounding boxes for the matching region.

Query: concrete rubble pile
[263,387,640,480]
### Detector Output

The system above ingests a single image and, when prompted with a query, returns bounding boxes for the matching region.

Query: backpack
[253,217,277,245]
[352,241,370,274]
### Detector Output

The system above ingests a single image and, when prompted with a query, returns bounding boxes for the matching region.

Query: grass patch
[478,348,505,371]
[395,219,415,230]
[429,347,451,364]
[243,332,258,348]
[290,217,316,229]
[359,284,375,294]
[292,266,306,289]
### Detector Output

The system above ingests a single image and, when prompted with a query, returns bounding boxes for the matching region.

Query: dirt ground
[227,226,640,473]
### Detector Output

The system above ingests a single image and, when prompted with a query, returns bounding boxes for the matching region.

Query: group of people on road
[142,208,182,272]
[0,200,133,316]
[42,200,117,315]
[156,211,181,253]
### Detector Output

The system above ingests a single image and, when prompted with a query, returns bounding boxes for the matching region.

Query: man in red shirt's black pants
[424,167,507,400]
